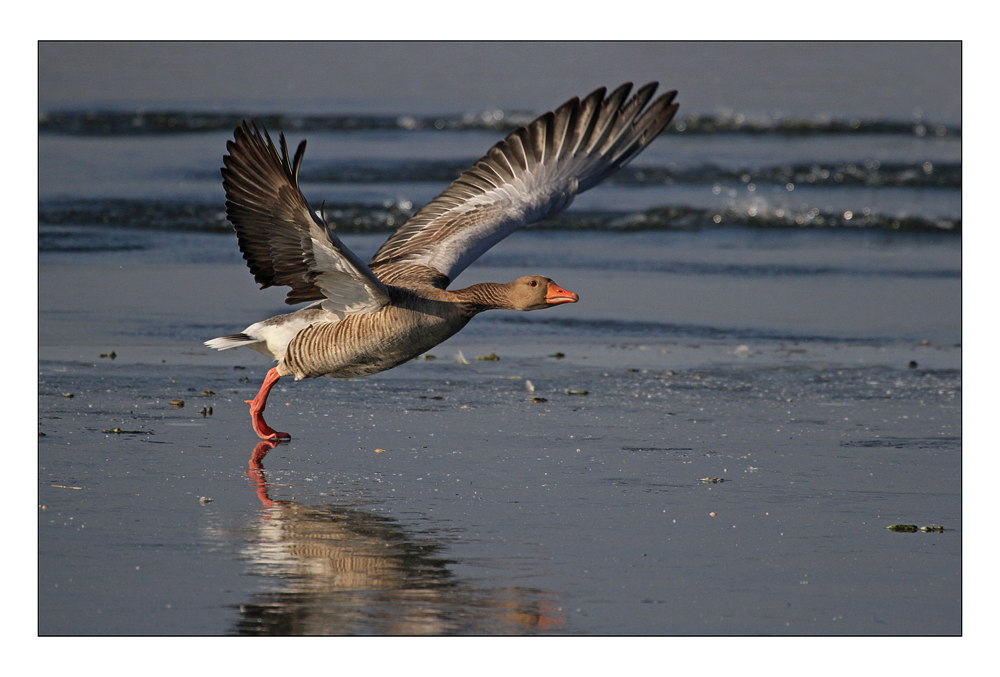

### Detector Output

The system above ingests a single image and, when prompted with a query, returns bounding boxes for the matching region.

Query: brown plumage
[206,83,679,439]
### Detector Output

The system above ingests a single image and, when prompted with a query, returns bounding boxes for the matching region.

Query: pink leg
[245,367,291,440]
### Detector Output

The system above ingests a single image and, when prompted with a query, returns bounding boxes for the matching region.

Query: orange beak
[545,281,579,305]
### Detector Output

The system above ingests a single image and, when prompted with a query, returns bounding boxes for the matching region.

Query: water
[36,42,961,641]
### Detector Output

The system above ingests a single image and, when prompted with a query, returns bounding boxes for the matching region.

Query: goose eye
[529,280,538,287]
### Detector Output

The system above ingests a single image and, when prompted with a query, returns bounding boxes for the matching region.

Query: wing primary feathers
[222,121,390,311]
[291,139,306,184]
[367,83,679,284]
[584,82,633,156]
[567,87,606,159]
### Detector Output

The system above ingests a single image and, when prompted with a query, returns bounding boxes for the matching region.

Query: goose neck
[454,282,514,312]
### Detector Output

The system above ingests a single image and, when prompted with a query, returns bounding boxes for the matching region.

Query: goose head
[509,275,579,311]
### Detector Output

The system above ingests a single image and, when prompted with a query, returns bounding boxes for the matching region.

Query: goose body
[206,83,679,439]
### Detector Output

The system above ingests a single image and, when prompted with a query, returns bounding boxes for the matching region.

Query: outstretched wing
[369,83,678,285]
[222,121,390,313]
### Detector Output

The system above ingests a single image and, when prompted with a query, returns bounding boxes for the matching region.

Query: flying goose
[206,83,679,439]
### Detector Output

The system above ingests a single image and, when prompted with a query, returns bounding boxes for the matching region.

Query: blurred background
[38,41,960,118]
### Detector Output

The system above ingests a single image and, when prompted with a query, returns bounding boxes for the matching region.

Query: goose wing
[369,83,678,286]
[222,121,390,314]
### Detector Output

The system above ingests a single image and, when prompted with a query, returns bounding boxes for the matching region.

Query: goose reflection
[235,441,564,635]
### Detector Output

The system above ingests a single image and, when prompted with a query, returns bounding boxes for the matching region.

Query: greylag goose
[206,82,679,440]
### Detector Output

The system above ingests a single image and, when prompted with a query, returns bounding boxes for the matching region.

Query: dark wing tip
[219,120,329,305]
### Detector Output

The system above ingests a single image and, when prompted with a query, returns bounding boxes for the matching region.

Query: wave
[38,109,961,138]
[37,199,410,235]
[170,157,958,191]
[39,200,232,233]
[38,198,960,238]
[613,205,960,234]
[610,161,961,190]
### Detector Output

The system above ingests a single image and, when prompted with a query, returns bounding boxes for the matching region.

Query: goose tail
[205,333,259,351]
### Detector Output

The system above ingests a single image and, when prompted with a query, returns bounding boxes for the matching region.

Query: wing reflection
[234,441,565,635]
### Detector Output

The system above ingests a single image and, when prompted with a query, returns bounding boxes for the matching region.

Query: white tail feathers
[205,333,259,351]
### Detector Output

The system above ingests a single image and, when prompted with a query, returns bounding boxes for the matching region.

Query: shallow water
[38,339,960,635]
[37,42,961,636]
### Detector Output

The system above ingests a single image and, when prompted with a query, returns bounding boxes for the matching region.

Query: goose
[206,82,679,440]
